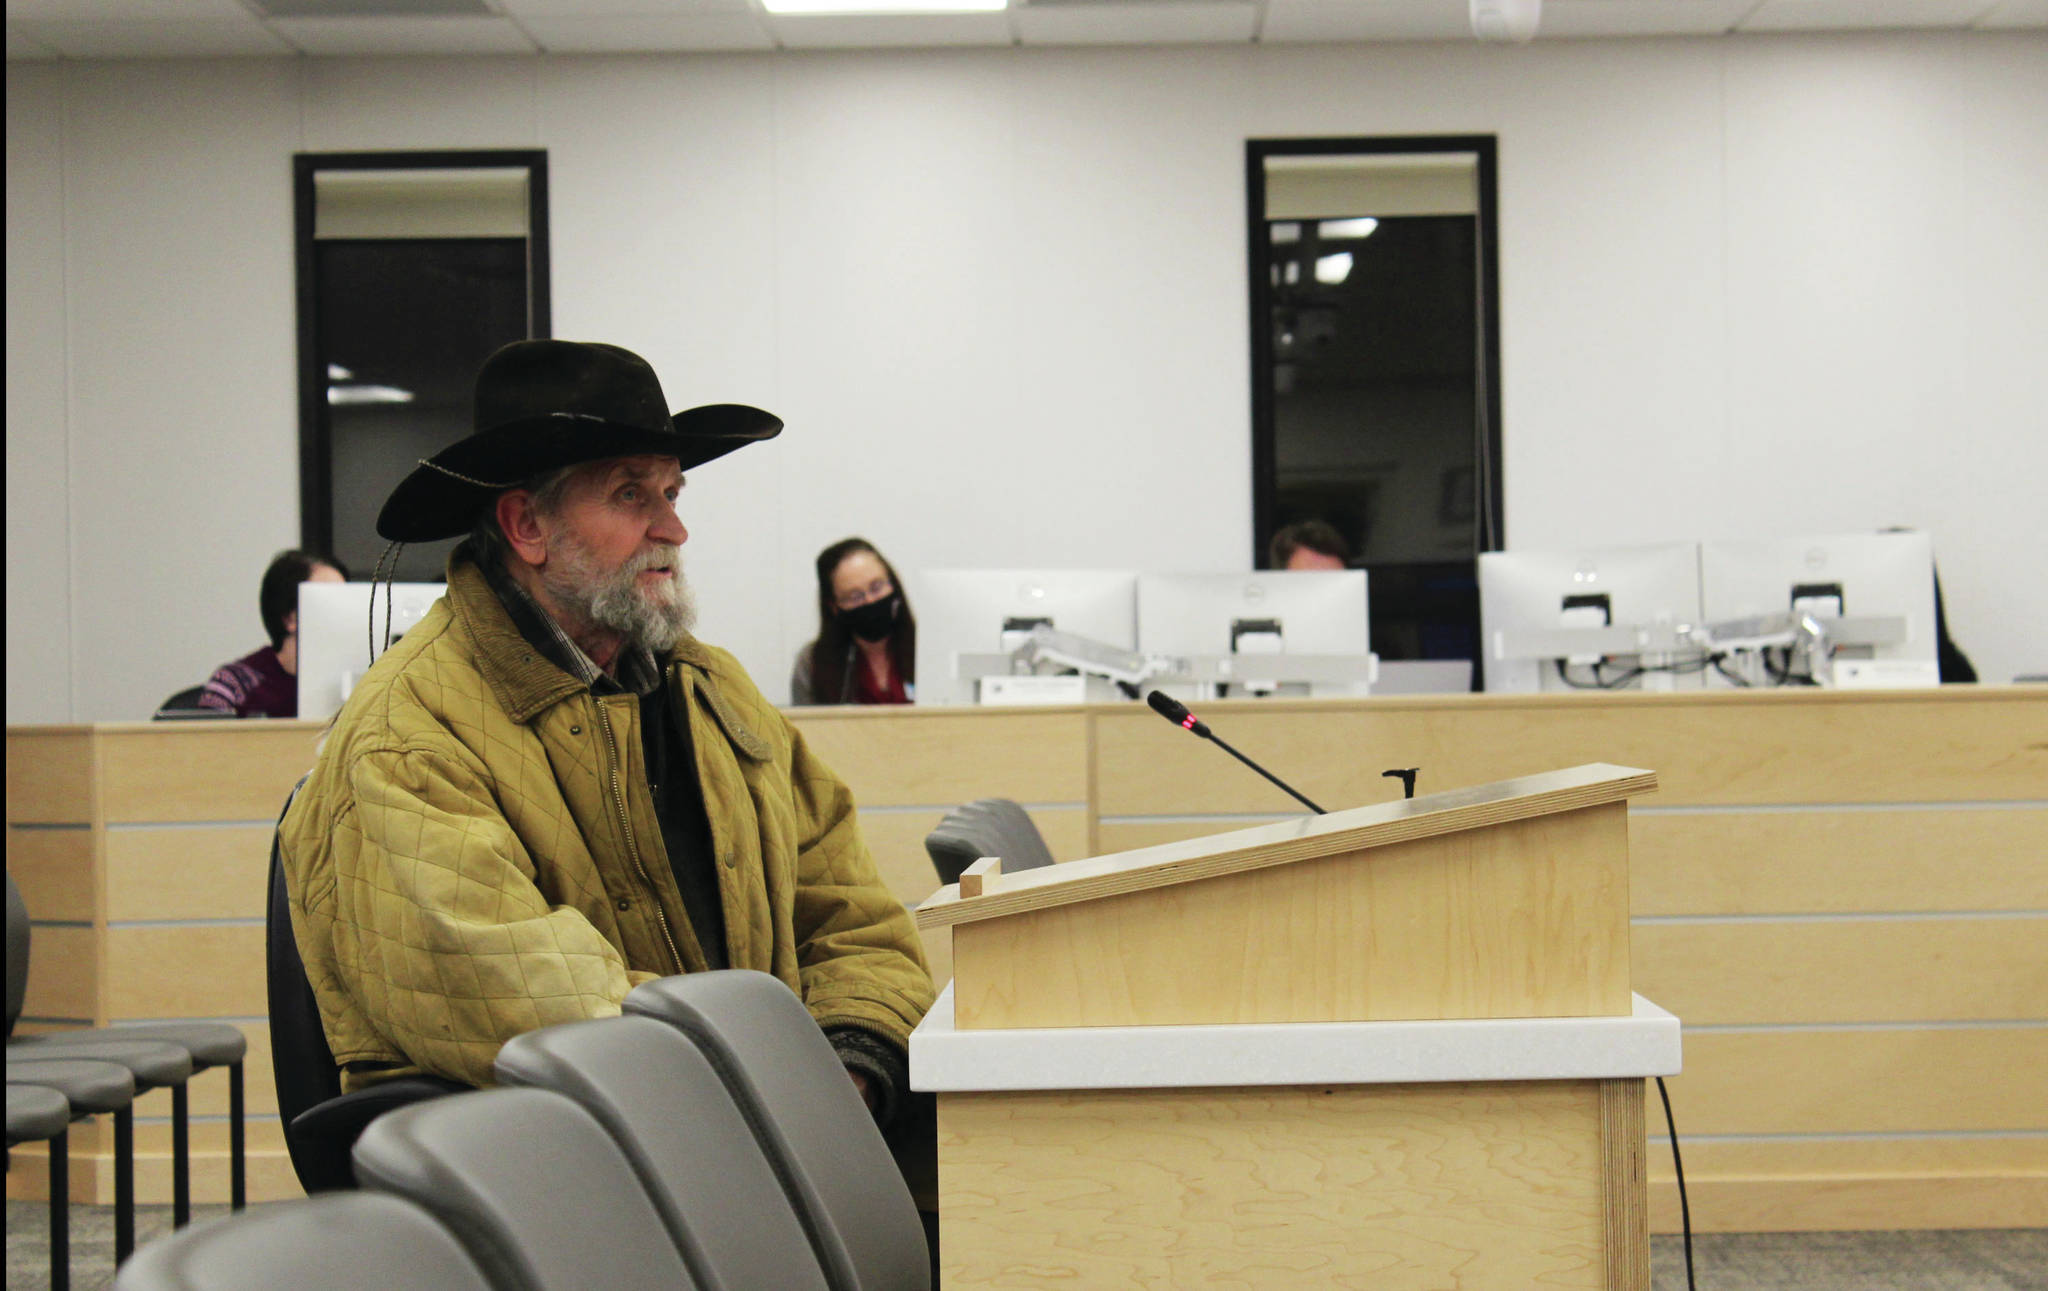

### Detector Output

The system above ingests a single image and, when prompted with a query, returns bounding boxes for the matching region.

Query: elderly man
[278,340,934,1128]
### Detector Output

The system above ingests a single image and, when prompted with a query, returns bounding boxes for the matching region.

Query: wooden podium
[911,763,1681,1290]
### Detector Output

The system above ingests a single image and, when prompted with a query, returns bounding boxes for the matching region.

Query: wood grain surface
[1629,807,2048,915]
[6,825,97,923]
[939,1080,1609,1290]
[102,825,274,922]
[1091,688,2046,814]
[4,727,96,825]
[921,763,1654,930]
[1665,1027,2048,1135]
[1600,1079,1650,1291]
[1633,916,2048,1024]
[97,725,322,823]
[952,802,1632,1029]
[789,708,1089,807]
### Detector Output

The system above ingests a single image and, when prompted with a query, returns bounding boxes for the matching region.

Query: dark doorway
[295,151,549,583]
[1247,138,1501,683]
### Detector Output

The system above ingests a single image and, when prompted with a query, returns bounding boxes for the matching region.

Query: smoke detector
[1470,0,1541,43]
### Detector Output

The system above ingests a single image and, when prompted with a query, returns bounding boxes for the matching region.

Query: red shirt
[853,654,909,705]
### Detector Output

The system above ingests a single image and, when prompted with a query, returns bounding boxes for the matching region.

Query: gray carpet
[7,1199,2046,1289]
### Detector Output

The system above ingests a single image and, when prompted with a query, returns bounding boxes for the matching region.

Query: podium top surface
[914,761,1656,930]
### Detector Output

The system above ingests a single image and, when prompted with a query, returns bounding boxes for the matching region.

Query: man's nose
[651,497,688,546]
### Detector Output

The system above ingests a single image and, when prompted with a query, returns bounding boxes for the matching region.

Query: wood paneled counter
[10,686,2044,1227]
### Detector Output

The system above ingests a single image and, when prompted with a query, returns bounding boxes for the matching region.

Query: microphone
[1146,690,1327,815]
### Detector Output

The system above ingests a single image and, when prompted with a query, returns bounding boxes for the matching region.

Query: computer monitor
[297,580,447,721]
[1478,543,1705,693]
[1138,571,1370,697]
[1699,531,1936,687]
[910,570,1139,705]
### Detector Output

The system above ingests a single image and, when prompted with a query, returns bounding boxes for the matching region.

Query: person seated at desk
[791,537,917,705]
[1269,519,1352,572]
[196,548,348,718]
[277,339,933,1128]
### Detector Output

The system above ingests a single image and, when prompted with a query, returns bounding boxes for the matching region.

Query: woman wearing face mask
[791,537,917,705]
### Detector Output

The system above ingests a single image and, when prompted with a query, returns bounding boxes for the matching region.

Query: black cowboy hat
[376,339,782,543]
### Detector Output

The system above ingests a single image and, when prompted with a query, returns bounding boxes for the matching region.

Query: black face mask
[840,593,900,644]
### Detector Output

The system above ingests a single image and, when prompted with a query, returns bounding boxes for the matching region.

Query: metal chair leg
[114,1106,135,1264]
[51,1124,71,1291]
[229,1059,246,1210]
[172,1081,191,1227]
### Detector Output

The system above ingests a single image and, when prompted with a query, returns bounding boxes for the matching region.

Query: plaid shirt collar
[478,553,665,698]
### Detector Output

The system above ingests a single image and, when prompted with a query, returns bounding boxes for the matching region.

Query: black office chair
[151,686,227,721]
[113,1190,495,1291]
[266,781,463,1192]
[924,797,1057,887]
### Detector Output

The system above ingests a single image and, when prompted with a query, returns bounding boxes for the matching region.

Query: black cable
[1655,1075,1696,1291]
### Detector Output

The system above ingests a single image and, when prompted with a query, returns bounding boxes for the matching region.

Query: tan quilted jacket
[278,553,934,1090]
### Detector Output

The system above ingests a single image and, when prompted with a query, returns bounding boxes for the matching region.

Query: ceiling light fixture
[1317,217,1379,241]
[1314,253,1353,286]
[762,0,1006,13]
[329,384,416,406]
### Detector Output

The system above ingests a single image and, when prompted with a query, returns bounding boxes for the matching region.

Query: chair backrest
[625,970,930,1291]
[5,870,29,1036]
[266,777,345,1180]
[152,685,225,721]
[924,797,1056,887]
[496,1016,830,1291]
[352,1086,703,1291]
[113,1190,494,1291]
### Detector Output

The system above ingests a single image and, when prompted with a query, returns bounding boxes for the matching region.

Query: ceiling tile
[519,13,775,50]
[7,22,61,57]
[1539,0,1757,39]
[1975,0,2048,25]
[16,19,296,57]
[766,11,1014,48]
[5,0,254,18]
[1259,0,1472,43]
[1014,1,1258,46]
[268,14,541,53]
[1740,0,1999,31]
[498,0,756,15]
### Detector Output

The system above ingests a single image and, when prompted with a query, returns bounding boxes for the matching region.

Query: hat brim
[376,403,781,543]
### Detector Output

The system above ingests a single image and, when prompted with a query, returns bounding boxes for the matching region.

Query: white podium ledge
[910,983,1681,1093]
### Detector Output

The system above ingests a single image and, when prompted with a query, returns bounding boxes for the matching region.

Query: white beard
[542,535,696,654]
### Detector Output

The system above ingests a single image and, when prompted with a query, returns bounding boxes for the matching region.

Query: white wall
[7,31,2045,723]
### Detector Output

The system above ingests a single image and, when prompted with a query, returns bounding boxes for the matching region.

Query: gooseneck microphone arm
[1145,690,1328,815]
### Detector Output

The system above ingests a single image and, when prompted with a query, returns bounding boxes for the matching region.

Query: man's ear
[283,610,298,638]
[496,490,550,569]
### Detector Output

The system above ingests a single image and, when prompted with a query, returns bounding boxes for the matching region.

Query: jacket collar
[447,547,772,762]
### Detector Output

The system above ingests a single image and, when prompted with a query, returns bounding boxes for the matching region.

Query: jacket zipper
[594,695,685,974]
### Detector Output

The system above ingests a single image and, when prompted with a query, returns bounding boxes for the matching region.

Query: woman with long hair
[791,537,916,705]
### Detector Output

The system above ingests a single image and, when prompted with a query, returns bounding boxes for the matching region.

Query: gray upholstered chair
[626,970,931,1291]
[9,867,244,1224]
[112,1190,494,1291]
[351,1086,704,1291]
[8,1082,75,1291]
[496,1015,830,1291]
[6,1057,138,1276]
[924,797,1056,887]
